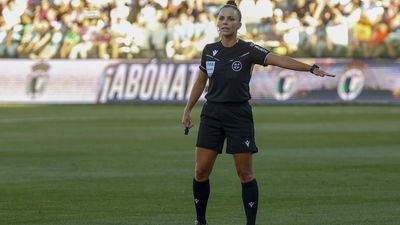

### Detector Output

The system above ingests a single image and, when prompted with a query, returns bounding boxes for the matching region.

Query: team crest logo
[232,61,242,72]
[26,62,50,99]
[206,61,215,77]
[337,68,365,101]
[273,70,297,101]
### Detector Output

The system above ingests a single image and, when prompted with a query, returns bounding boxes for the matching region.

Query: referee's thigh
[195,147,218,182]
[233,152,254,183]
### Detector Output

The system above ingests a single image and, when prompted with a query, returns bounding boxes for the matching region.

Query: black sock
[193,178,210,224]
[242,179,258,225]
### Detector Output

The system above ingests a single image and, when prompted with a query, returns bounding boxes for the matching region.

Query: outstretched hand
[313,68,335,77]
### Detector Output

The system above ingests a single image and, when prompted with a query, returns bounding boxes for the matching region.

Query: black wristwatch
[310,64,319,74]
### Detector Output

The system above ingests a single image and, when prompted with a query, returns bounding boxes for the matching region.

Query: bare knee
[195,166,211,182]
[237,169,254,183]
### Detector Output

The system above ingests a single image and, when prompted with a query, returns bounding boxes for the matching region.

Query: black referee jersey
[199,39,270,103]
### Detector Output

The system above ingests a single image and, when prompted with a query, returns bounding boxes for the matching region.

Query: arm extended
[265,53,335,77]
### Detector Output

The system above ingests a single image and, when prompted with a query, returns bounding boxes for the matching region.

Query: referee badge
[206,61,215,77]
[232,61,242,72]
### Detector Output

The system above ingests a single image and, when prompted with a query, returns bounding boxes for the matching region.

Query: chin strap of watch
[310,64,319,74]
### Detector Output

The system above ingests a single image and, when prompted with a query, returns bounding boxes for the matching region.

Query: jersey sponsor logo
[212,50,218,56]
[254,44,269,54]
[337,68,365,101]
[250,42,269,54]
[232,61,242,72]
[273,70,297,101]
[206,61,215,77]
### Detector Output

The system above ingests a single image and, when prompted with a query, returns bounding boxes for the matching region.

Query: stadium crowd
[0,0,399,60]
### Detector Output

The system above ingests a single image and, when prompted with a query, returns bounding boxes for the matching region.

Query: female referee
[182,1,335,225]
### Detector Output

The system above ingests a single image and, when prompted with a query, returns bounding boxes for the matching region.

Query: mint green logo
[337,68,365,101]
[274,70,297,101]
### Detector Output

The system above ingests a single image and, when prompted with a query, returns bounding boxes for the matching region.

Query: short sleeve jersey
[199,39,270,103]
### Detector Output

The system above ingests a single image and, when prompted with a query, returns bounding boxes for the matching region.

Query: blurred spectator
[193,12,218,54]
[166,13,196,60]
[255,0,274,20]
[385,12,400,57]
[362,0,384,25]
[31,21,64,59]
[16,11,35,57]
[368,22,389,57]
[326,9,349,57]
[6,16,24,57]
[293,0,309,19]
[138,0,163,31]
[137,0,164,58]
[2,0,26,29]
[110,0,130,24]
[129,22,149,58]
[110,16,131,58]
[127,0,142,23]
[23,19,52,58]
[60,22,80,58]
[69,18,96,59]
[283,12,301,54]
[38,0,50,21]
[97,26,111,59]
[239,0,257,32]
[0,15,8,57]
[351,15,373,57]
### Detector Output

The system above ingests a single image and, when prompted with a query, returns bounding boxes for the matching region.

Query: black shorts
[196,101,258,154]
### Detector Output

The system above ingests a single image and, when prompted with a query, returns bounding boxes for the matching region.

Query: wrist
[184,107,191,113]
[310,64,319,74]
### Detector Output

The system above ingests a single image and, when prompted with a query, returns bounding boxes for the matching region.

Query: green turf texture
[0,104,399,225]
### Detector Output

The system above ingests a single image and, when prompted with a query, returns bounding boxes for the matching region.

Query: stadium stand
[0,0,399,59]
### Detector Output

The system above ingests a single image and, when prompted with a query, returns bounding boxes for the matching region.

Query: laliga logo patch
[232,61,242,72]
[206,61,215,77]
[337,68,365,101]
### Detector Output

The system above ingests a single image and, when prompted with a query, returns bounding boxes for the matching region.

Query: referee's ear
[237,22,242,31]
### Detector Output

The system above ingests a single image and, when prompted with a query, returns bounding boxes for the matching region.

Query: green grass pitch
[0,104,399,225]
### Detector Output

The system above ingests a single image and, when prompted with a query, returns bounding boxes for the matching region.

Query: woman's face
[217,7,241,37]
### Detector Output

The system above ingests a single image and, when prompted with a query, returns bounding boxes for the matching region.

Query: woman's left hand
[313,68,336,77]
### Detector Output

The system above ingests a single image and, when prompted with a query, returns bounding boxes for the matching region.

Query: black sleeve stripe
[239,52,250,58]
[199,65,206,72]
[206,54,221,61]
[263,52,270,66]
[255,45,270,54]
